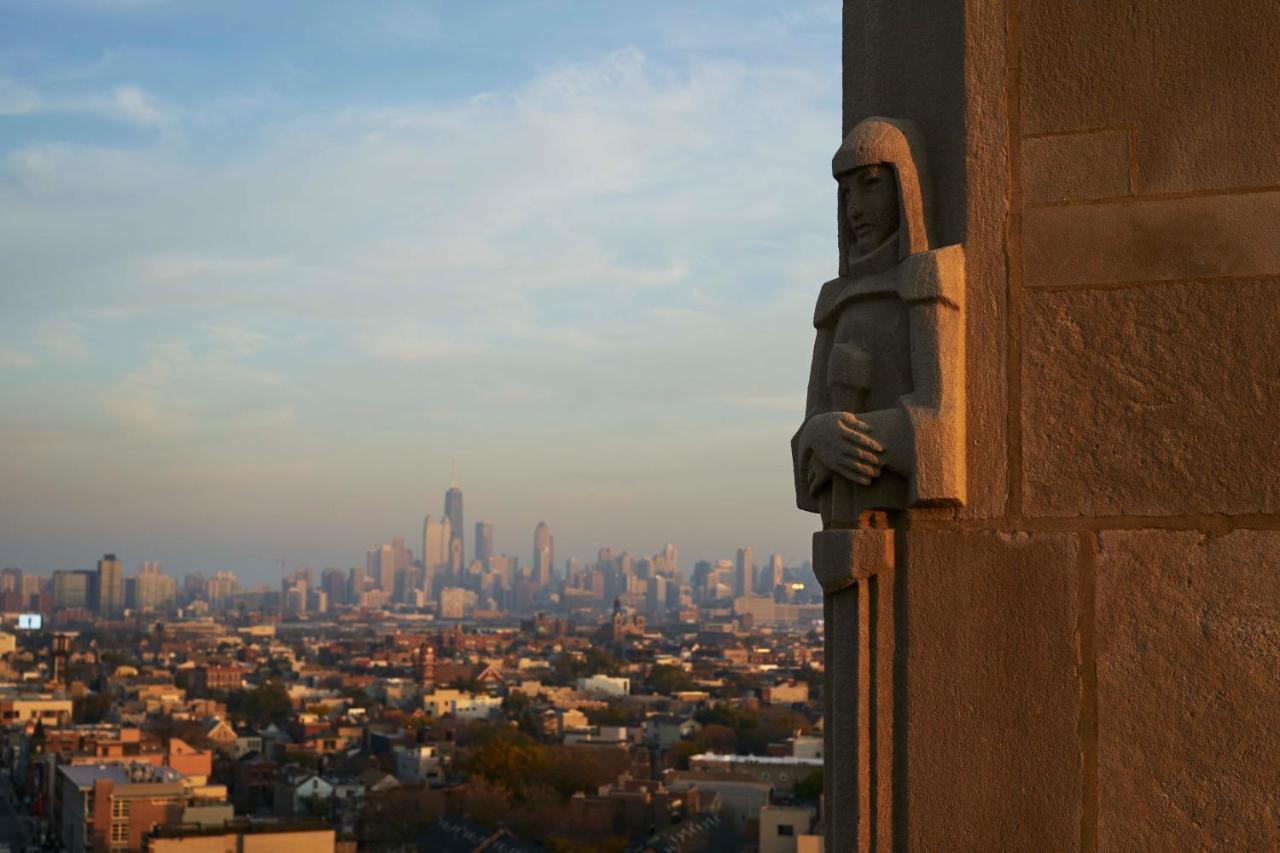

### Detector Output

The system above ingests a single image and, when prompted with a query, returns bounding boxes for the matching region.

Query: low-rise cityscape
[0,480,826,852]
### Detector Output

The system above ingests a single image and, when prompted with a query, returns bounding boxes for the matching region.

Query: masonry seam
[1003,0,1024,525]
[1028,272,1280,294]
[1078,531,1099,853]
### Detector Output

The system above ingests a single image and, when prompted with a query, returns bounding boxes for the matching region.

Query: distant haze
[0,1,839,582]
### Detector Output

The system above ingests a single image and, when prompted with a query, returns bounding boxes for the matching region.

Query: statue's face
[843,164,899,254]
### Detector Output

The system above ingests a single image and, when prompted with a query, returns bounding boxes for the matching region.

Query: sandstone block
[1022,279,1280,517]
[1022,129,1131,206]
[1023,190,1280,289]
[1020,0,1280,194]
[1096,530,1280,850]
[903,529,1080,850]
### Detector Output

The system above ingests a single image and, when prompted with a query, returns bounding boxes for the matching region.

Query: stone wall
[840,1,1280,848]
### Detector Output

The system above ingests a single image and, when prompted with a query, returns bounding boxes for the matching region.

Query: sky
[0,0,842,583]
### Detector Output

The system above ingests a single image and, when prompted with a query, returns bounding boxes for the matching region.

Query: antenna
[450,460,459,488]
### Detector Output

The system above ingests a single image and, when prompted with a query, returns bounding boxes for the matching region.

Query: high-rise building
[96,553,123,615]
[475,521,494,567]
[532,522,554,586]
[366,543,397,593]
[207,571,239,608]
[764,553,786,594]
[655,543,679,579]
[734,547,753,597]
[444,480,464,568]
[52,570,94,610]
[439,586,470,620]
[130,562,175,612]
[346,567,366,603]
[421,515,450,591]
[322,568,346,607]
[392,537,412,574]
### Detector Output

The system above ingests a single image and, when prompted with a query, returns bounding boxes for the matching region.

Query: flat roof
[60,763,185,789]
[690,753,823,767]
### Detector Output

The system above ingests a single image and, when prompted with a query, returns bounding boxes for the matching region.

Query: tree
[460,729,549,801]
[228,680,293,727]
[359,786,447,847]
[699,723,738,754]
[795,769,823,801]
[647,664,694,695]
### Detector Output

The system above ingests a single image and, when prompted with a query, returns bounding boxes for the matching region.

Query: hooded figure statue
[792,116,966,527]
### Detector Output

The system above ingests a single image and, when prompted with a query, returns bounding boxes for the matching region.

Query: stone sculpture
[792,116,965,848]
[792,115,966,526]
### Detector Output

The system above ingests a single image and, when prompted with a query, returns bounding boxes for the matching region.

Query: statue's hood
[834,117,935,271]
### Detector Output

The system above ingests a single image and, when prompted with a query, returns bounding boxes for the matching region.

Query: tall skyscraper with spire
[444,476,464,569]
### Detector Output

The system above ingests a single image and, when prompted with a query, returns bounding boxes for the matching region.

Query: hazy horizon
[1,1,840,583]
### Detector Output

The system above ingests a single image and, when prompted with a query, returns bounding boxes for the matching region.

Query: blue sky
[0,0,841,582]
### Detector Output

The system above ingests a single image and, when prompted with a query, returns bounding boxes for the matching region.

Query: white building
[421,688,501,720]
[576,674,631,697]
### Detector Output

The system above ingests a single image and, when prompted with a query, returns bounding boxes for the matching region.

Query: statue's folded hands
[800,411,884,487]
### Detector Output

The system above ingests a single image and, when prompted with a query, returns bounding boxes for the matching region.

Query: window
[111,799,130,818]
[778,824,795,837]
[111,821,128,843]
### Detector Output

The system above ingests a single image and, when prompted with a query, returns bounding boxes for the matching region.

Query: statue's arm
[792,325,834,513]
[896,244,966,506]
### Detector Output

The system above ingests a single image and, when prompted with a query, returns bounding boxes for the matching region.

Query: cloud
[0,76,170,127]
[101,333,294,434]
[139,253,289,283]
[354,328,477,363]
[0,79,42,115]
[105,85,166,127]
[36,320,90,360]
[0,348,34,368]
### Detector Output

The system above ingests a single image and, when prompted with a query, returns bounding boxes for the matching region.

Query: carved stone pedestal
[815,526,897,851]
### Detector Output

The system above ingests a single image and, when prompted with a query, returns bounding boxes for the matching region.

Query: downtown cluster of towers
[298,478,567,617]
[0,480,803,622]
[300,480,798,620]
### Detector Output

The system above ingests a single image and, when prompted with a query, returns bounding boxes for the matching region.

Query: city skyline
[5,475,809,584]
[0,1,838,580]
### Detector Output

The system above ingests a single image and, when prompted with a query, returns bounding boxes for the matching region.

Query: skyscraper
[764,553,785,594]
[444,480,464,567]
[655,543,679,579]
[391,537,412,574]
[367,544,397,593]
[421,515,450,592]
[322,568,346,607]
[52,570,94,610]
[475,521,494,567]
[131,562,175,612]
[734,547,753,597]
[346,567,366,603]
[533,522,554,586]
[96,553,123,615]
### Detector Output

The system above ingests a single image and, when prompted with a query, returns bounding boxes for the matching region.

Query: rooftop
[60,762,185,789]
[689,753,823,767]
